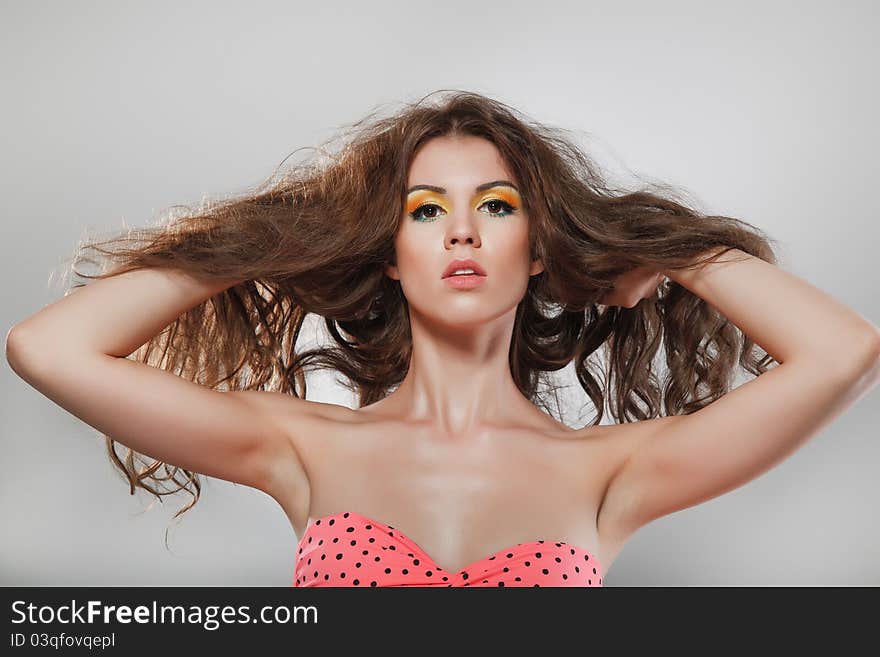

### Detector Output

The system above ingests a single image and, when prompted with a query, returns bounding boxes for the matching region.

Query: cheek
[494,226,532,271]
[394,231,426,271]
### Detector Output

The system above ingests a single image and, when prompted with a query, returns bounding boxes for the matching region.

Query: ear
[385,263,400,280]
[529,258,544,276]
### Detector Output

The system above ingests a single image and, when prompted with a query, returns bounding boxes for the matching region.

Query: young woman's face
[386,134,543,328]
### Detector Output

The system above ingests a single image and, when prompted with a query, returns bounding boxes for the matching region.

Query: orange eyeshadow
[406,186,521,214]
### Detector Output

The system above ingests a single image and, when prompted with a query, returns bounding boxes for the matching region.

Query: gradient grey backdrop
[2,0,877,586]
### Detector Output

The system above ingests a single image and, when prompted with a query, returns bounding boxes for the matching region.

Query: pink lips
[441,258,487,279]
[444,274,486,289]
[442,257,487,290]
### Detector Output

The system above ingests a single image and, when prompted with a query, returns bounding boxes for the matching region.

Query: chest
[281,419,617,576]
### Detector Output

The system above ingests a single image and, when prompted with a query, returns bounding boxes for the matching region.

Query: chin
[416,301,518,329]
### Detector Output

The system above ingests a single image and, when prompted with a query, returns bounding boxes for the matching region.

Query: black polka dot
[295,518,606,588]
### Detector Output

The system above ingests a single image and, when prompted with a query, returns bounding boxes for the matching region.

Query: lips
[441,258,487,279]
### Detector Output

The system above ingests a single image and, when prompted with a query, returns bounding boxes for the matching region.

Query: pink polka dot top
[294,510,603,587]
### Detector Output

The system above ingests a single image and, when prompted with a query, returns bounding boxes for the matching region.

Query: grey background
[2,0,877,586]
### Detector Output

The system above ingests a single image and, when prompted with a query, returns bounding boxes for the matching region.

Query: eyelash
[409,199,517,222]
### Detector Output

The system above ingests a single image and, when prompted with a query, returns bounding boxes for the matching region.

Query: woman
[6,90,879,587]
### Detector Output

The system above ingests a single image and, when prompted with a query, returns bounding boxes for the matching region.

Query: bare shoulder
[573,415,683,461]
[233,391,354,526]
[576,415,685,545]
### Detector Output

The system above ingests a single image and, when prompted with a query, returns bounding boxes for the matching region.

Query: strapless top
[294,510,603,587]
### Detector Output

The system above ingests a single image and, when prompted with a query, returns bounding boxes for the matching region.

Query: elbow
[856,325,880,366]
[835,326,880,382]
[5,323,49,381]
[5,324,33,377]
[801,326,880,384]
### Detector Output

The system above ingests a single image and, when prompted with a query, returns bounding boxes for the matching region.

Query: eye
[409,203,446,222]
[408,199,518,222]
[479,199,516,218]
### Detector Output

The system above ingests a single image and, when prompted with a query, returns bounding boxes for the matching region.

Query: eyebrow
[406,180,519,195]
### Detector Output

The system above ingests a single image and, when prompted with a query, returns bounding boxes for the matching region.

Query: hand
[598,265,666,308]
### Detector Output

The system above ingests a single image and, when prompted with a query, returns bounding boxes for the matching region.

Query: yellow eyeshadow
[406,191,447,214]
[476,189,520,207]
[405,187,521,214]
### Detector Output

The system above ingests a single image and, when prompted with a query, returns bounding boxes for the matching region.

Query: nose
[444,213,482,250]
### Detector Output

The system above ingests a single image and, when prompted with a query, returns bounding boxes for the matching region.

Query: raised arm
[5,267,310,503]
[596,248,880,545]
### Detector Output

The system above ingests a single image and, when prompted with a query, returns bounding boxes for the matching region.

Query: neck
[386,304,539,437]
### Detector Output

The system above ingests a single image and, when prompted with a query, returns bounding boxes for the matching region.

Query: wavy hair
[60,89,779,531]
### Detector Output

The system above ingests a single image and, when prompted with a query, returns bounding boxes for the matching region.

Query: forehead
[407,135,513,183]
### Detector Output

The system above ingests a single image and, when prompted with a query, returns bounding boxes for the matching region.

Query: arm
[5,267,310,501]
[596,248,880,543]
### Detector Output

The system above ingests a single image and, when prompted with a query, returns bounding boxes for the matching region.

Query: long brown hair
[61,89,778,530]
